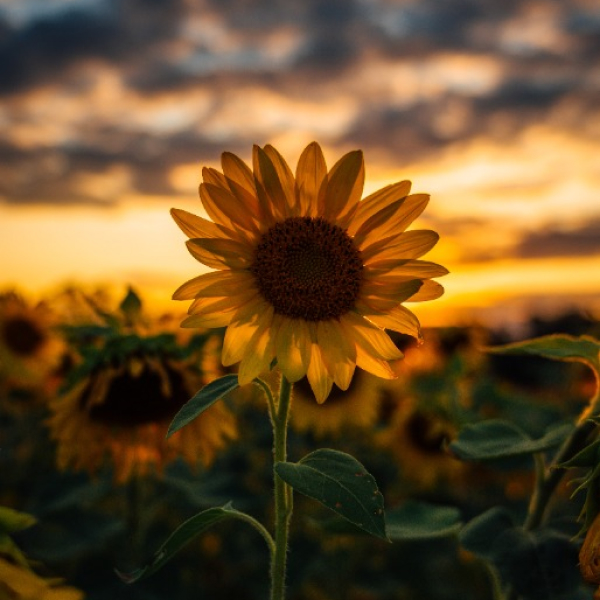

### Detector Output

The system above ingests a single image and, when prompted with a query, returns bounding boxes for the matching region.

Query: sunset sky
[1,0,599,329]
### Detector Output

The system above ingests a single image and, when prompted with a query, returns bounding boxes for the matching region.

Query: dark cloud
[1,0,598,205]
[514,220,600,259]
[0,0,185,95]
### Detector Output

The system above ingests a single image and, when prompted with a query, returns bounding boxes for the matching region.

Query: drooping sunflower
[172,142,447,402]
[47,290,236,483]
[378,394,465,491]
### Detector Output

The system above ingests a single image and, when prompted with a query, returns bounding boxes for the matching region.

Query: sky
[1,0,600,330]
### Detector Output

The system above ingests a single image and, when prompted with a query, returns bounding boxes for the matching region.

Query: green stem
[504,418,598,600]
[523,419,596,531]
[270,376,293,600]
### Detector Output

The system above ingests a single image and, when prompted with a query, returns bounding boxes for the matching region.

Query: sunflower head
[0,292,64,394]
[47,289,236,483]
[172,142,447,402]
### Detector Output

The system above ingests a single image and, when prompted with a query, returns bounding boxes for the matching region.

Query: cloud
[514,220,600,259]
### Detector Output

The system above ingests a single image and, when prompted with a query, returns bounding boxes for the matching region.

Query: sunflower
[0,292,64,393]
[290,370,385,438]
[378,395,465,490]
[172,142,447,402]
[47,292,236,483]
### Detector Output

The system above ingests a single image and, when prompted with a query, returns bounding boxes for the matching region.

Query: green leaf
[117,503,255,583]
[449,420,572,462]
[459,507,514,560]
[274,449,388,540]
[386,501,462,540]
[166,374,239,438]
[0,507,36,534]
[492,529,580,600]
[487,334,600,375]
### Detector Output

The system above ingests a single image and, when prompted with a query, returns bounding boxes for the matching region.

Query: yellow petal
[316,320,356,390]
[307,343,334,403]
[347,180,412,236]
[202,182,259,234]
[322,149,364,226]
[253,145,287,221]
[295,141,327,217]
[264,144,297,216]
[186,237,254,270]
[173,270,253,300]
[237,306,276,384]
[364,304,422,339]
[360,279,423,305]
[365,259,449,279]
[222,299,270,366]
[275,317,311,383]
[181,310,235,328]
[354,347,397,379]
[340,311,402,361]
[170,208,230,239]
[406,280,445,302]
[187,288,259,315]
[221,151,255,194]
[361,230,439,262]
[354,194,430,248]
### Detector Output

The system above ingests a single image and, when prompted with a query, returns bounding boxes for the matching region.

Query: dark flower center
[2,317,46,356]
[80,361,190,427]
[251,217,363,321]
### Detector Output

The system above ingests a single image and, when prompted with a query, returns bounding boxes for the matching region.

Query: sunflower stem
[270,375,293,600]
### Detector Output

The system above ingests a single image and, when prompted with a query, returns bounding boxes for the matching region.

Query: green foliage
[450,420,573,462]
[385,501,462,540]
[461,509,581,599]
[117,503,265,583]
[486,334,600,372]
[167,374,240,438]
[274,449,388,540]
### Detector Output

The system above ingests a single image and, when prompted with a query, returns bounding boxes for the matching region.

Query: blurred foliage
[1,287,599,599]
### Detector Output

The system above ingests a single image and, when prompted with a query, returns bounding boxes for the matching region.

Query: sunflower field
[2,282,599,600]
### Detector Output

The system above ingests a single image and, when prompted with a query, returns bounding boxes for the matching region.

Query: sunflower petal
[321,150,364,225]
[361,230,440,262]
[221,151,255,194]
[347,180,412,236]
[202,182,259,234]
[264,144,297,216]
[360,279,423,304]
[187,288,259,315]
[316,320,356,390]
[365,259,449,279]
[295,141,327,217]
[186,238,254,270]
[355,194,430,248]
[354,349,397,379]
[180,310,235,328]
[170,208,230,239]
[173,271,253,300]
[238,306,276,385]
[275,317,311,383]
[406,280,445,302]
[340,311,402,361]
[307,343,334,404]
[222,299,269,366]
[365,305,422,339]
[254,146,288,221]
